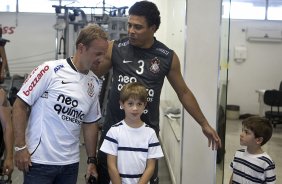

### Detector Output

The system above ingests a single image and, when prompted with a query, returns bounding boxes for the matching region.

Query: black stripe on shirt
[233,168,263,183]
[259,156,274,166]
[149,142,160,147]
[266,175,276,182]
[234,157,264,173]
[118,147,148,152]
[120,173,143,178]
[105,136,118,144]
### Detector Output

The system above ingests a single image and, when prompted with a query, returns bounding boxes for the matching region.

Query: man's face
[127,15,156,48]
[80,38,108,71]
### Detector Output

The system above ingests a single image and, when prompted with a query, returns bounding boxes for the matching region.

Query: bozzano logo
[23,65,49,96]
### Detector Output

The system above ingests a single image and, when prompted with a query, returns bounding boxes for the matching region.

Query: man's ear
[77,43,84,53]
[150,25,157,33]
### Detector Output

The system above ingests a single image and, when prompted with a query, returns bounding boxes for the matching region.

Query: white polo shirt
[17,58,101,165]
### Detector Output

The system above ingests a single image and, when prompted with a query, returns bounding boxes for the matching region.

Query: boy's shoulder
[111,121,124,128]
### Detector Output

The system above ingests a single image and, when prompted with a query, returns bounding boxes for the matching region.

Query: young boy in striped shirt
[100,82,163,184]
[230,116,276,184]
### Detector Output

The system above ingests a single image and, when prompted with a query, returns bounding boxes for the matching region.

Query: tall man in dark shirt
[93,1,222,183]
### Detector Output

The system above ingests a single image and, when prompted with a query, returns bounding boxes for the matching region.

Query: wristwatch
[14,145,27,152]
[87,157,97,166]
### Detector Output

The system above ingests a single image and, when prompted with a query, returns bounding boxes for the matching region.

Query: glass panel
[0,0,137,13]
[216,1,230,183]
[222,0,266,20]
[0,0,17,12]
[268,0,282,20]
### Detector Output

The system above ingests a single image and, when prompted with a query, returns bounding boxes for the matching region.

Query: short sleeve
[100,127,118,156]
[147,131,163,159]
[17,62,52,106]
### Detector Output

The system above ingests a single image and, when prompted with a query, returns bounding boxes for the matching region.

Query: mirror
[217,0,282,183]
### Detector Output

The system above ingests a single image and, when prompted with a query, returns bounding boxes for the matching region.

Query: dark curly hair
[129,1,161,31]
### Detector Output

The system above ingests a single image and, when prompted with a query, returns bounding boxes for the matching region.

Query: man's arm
[138,158,156,184]
[167,52,221,150]
[12,97,32,171]
[92,40,114,77]
[107,154,121,184]
[82,122,99,179]
[0,89,14,175]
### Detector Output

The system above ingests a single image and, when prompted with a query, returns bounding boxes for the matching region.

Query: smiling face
[127,15,156,48]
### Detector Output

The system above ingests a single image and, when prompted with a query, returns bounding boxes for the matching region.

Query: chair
[264,90,282,127]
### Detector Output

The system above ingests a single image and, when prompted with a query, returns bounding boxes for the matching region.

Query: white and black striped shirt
[230,149,276,184]
[100,120,164,184]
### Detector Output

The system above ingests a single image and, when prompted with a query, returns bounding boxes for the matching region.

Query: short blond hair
[120,82,148,103]
[75,24,108,49]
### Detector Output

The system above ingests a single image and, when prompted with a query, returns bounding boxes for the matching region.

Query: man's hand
[85,163,98,184]
[202,122,222,150]
[3,156,13,176]
[14,149,32,172]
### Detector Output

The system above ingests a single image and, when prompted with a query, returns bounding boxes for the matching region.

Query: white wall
[182,0,221,183]
[153,0,185,183]
[0,12,56,76]
[154,0,185,106]
[226,20,282,115]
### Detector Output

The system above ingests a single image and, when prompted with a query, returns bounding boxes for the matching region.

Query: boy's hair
[75,24,108,49]
[120,82,148,103]
[242,116,273,146]
[129,1,161,31]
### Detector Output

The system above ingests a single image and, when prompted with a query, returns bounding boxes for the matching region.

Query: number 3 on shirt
[136,60,144,75]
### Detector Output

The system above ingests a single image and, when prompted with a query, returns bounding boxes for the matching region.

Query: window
[0,0,137,14]
[268,0,282,20]
[222,0,282,20]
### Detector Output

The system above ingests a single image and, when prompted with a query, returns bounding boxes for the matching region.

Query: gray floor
[10,119,281,184]
[222,119,282,184]
[10,138,172,184]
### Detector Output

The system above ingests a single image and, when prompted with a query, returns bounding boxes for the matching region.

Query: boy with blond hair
[100,82,163,184]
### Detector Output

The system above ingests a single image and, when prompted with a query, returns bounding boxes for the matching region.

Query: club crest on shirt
[149,57,160,74]
[87,78,95,97]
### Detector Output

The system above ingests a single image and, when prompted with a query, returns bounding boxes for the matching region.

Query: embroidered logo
[149,57,160,74]
[123,59,132,64]
[87,78,95,97]
[61,81,72,84]
[41,91,48,98]
[54,64,64,73]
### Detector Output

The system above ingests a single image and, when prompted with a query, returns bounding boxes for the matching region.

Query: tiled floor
[222,119,282,184]
[10,139,171,184]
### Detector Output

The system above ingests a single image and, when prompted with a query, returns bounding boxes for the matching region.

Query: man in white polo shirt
[12,24,108,184]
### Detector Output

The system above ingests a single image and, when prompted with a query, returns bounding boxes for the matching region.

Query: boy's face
[120,97,146,122]
[240,126,262,147]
